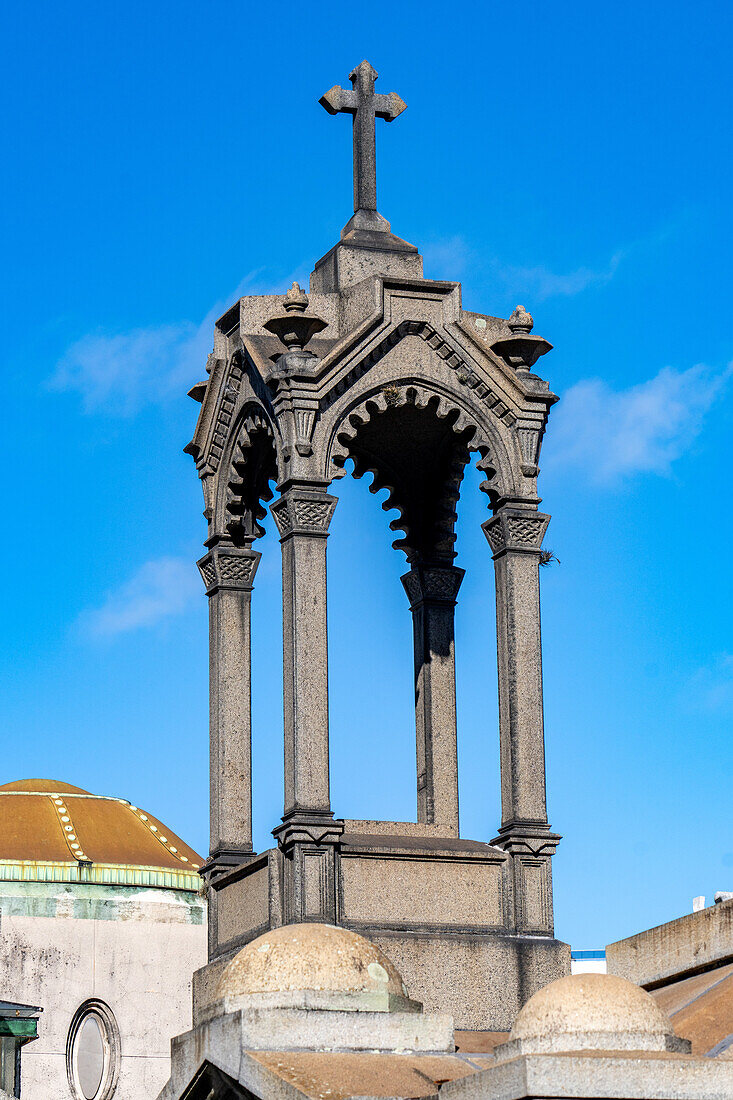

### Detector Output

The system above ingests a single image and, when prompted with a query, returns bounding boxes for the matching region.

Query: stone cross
[320,60,406,217]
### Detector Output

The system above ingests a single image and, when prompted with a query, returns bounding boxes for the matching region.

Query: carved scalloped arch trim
[326,384,505,561]
[216,402,278,539]
[325,381,515,499]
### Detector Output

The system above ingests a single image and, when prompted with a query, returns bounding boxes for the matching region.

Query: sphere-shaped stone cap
[217,923,408,1000]
[509,973,681,1054]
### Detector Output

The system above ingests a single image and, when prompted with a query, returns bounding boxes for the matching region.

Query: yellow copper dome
[0,779,203,890]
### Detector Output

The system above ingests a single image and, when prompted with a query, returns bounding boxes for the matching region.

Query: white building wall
[0,886,206,1100]
[570,951,607,975]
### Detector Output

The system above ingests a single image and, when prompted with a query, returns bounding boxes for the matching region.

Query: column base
[272,809,344,851]
[195,825,570,1031]
[200,846,255,886]
[491,820,561,856]
[273,811,344,925]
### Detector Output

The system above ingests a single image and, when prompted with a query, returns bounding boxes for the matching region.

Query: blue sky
[2,0,731,950]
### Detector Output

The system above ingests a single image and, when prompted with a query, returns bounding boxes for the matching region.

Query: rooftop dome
[0,779,203,891]
[507,973,685,1055]
[203,923,451,1053]
[217,923,409,1002]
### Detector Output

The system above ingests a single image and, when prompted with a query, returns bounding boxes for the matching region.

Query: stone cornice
[272,811,345,853]
[491,821,562,857]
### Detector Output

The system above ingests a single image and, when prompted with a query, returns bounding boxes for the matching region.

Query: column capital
[401,563,465,609]
[197,545,261,596]
[271,487,337,539]
[482,509,550,559]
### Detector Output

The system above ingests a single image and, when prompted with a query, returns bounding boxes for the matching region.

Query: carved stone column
[401,564,464,835]
[270,482,343,924]
[197,542,261,881]
[483,508,560,934]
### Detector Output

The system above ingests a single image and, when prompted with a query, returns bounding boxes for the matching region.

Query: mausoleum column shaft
[482,510,551,835]
[401,564,464,835]
[198,543,260,874]
[271,484,338,817]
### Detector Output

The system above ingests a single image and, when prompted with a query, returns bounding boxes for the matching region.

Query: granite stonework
[161,954,733,1100]
[608,896,733,990]
[182,59,568,1037]
[436,973,733,1100]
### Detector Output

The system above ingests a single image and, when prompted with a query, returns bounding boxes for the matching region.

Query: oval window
[76,1015,105,1098]
[67,1001,120,1100]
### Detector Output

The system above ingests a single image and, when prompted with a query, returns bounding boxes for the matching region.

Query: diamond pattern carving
[507,517,545,547]
[198,548,260,593]
[402,566,465,606]
[483,511,549,555]
[294,501,332,530]
[271,493,337,537]
[199,560,217,589]
[218,555,257,583]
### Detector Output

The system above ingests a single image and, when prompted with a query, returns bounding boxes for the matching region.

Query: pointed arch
[215,401,278,543]
[322,379,517,561]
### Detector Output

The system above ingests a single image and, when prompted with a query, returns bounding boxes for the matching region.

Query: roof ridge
[0,791,129,804]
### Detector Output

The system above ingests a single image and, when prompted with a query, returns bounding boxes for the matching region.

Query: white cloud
[687,654,733,716]
[545,363,732,483]
[50,272,276,415]
[421,235,624,300]
[497,251,624,301]
[422,236,472,279]
[79,557,200,638]
[51,320,205,415]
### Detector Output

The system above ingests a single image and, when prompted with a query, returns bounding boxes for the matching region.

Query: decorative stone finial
[508,305,534,335]
[283,282,309,314]
[264,287,328,352]
[491,305,551,375]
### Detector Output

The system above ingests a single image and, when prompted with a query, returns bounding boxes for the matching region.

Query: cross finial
[320,61,406,225]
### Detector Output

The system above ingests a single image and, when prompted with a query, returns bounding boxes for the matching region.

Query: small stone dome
[217,923,408,1000]
[509,973,682,1054]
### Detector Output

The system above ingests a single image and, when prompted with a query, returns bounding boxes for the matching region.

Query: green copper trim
[0,1019,37,1039]
[0,860,201,892]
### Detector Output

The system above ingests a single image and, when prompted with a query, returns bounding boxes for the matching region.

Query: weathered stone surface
[340,854,503,927]
[440,1050,733,1100]
[438,973,733,1100]
[402,564,463,833]
[216,864,269,947]
[364,931,570,1032]
[201,548,260,877]
[1,884,206,1100]
[185,60,567,1041]
[216,923,408,1001]
[608,896,733,988]
[504,972,688,1055]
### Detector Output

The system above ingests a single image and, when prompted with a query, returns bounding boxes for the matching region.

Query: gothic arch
[216,401,277,543]
[322,379,517,562]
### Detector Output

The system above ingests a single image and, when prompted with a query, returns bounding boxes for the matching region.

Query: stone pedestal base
[199,827,569,1031]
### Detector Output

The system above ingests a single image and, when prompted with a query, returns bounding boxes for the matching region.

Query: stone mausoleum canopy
[184,58,566,1035]
[0,779,202,890]
[159,57,733,1100]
